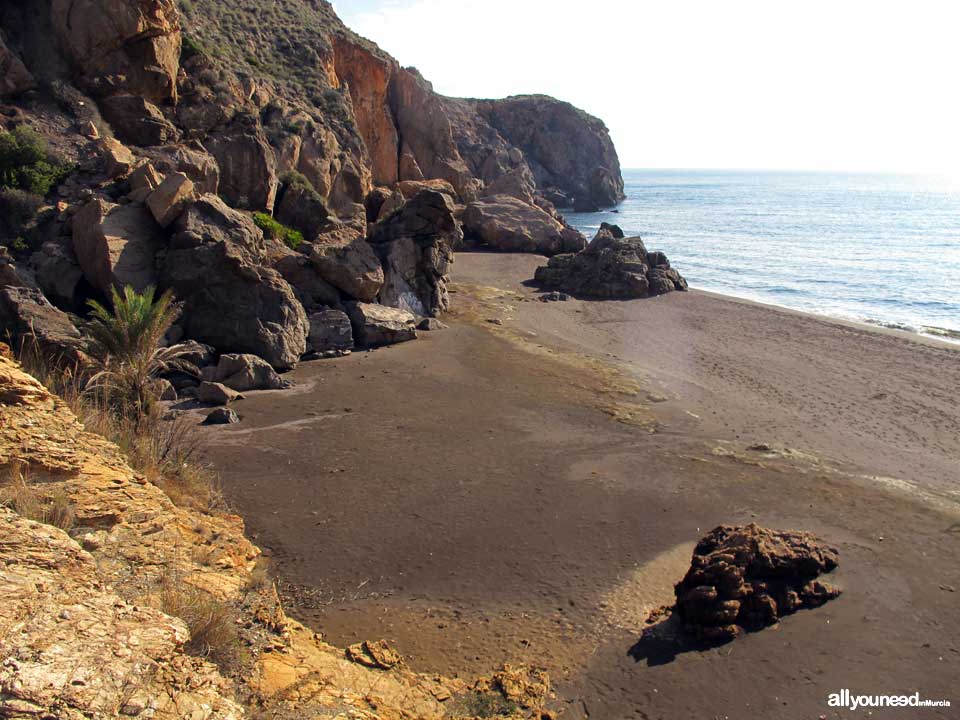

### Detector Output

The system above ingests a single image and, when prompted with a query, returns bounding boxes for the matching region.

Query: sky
[331,0,960,174]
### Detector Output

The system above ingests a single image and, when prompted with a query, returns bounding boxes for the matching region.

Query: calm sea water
[567,169,960,341]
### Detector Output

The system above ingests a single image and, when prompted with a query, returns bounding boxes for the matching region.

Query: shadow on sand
[627,614,729,667]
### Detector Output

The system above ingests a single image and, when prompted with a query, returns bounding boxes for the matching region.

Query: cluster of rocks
[535,223,688,299]
[673,524,842,642]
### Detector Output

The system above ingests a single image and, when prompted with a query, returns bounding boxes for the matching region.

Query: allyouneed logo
[828,689,951,710]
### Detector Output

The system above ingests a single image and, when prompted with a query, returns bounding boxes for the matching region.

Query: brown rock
[0,286,84,361]
[28,240,84,310]
[128,162,163,193]
[97,137,136,179]
[346,640,402,670]
[345,302,417,347]
[146,172,194,227]
[98,94,179,147]
[397,178,458,202]
[462,195,585,256]
[72,199,164,294]
[142,143,220,195]
[308,235,384,303]
[673,523,841,642]
[197,381,243,405]
[0,32,35,97]
[50,0,182,102]
[208,118,278,211]
[205,353,286,392]
[307,309,353,354]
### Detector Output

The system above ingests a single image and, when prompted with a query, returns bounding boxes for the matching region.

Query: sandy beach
[202,252,960,719]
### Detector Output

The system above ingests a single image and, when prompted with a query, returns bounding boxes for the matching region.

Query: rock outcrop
[0,287,84,361]
[163,196,307,370]
[369,189,459,317]
[534,224,688,298]
[346,301,418,347]
[463,195,586,256]
[673,524,842,642]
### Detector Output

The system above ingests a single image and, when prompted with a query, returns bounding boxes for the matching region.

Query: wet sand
[202,252,960,719]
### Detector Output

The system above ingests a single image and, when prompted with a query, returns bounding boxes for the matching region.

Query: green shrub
[252,211,304,250]
[0,126,73,197]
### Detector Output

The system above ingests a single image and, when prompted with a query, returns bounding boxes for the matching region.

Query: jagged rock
[208,117,279,211]
[50,0,182,102]
[307,309,353,354]
[97,137,136,179]
[204,407,240,425]
[534,227,687,299]
[275,182,332,240]
[0,250,37,289]
[0,286,83,360]
[176,339,216,368]
[0,32,35,97]
[674,524,841,642]
[462,195,585,256]
[98,94,179,147]
[364,186,394,223]
[308,234,384,303]
[146,172,194,227]
[346,640,401,670]
[204,353,287,392]
[72,198,164,294]
[376,190,406,223]
[368,189,459,317]
[142,144,220,195]
[197,381,243,406]
[345,302,417,347]
[128,162,163,193]
[163,195,308,370]
[481,166,537,207]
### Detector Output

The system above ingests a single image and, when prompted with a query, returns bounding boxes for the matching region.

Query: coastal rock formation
[369,188,460,316]
[674,524,842,642]
[307,308,354,355]
[164,196,307,370]
[346,301,418,347]
[462,195,586,256]
[534,224,688,298]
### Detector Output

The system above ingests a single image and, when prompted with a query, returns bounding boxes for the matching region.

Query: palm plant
[85,285,192,419]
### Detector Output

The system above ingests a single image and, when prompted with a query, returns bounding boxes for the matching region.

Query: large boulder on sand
[72,199,164,295]
[368,189,459,317]
[162,195,308,370]
[673,524,841,642]
[462,195,585,256]
[534,225,687,299]
[202,353,287,392]
[345,302,417,347]
[0,286,84,361]
[307,309,353,355]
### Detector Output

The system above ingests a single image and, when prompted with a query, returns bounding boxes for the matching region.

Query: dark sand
[203,253,960,719]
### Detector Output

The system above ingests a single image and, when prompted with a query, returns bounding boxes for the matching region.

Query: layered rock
[162,196,307,370]
[98,93,180,147]
[369,189,460,317]
[674,524,842,642]
[207,117,278,212]
[462,195,586,256]
[534,225,687,298]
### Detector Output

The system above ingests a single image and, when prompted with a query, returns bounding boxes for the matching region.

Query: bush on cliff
[252,211,304,250]
[0,126,72,197]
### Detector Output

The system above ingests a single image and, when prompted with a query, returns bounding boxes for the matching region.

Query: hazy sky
[332,0,960,174]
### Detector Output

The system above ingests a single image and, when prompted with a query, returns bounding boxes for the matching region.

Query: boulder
[364,186,393,224]
[417,317,448,331]
[175,339,216,368]
[397,179,458,202]
[534,227,687,299]
[0,250,37,290]
[204,407,240,425]
[162,195,308,370]
[98,94,179,147]
[72,199,164,295]
[208,118,278,211]
[270,244,341,311]
[146,172,194,228]
[97,138,136,179]
[307,309,353,354]
[128,163,163,193]
[345,302,417,347]
[50,0,182,102]
[673,524,841,642]
[204,353,286,392]
[141,144,220,195]
[275,183,332,240]
[308,235,384,303]
[197,381,243,406]
[0,286,84,361]
[481,167,537,207]
[368,189,459,317]
[462,195,585,256]
[375,190,406,223]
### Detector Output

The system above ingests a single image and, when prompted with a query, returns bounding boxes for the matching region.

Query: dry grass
[159,572,244,673]
[0,462,75,531]
[15,341,224,512]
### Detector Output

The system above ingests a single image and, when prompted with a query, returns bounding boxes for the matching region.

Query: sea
[567,169,960,342]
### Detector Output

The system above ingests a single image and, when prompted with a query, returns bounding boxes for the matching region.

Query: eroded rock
[673,523,841,642]
[462,195,585,256]
[345,301,417,347]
